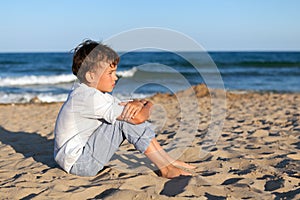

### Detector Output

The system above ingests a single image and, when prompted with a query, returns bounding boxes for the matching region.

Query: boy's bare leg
[151,138,196,169]
[144,138,192,179]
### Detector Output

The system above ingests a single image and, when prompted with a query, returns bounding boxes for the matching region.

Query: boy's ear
[85,71,95,83]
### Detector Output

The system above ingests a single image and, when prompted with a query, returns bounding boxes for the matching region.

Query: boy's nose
[114,74,119,81]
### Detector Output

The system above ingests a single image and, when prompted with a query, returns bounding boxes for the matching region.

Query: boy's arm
[117,100,153,125]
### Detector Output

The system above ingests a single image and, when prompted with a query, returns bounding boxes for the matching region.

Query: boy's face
[95,63,118,93]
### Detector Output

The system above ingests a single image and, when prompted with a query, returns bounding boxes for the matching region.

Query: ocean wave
[117,65,203,77]
[117,67,138,77]
[0,91,150,104]
[0,61,28,65]
[215,61,300,68]
[0,74,77,86]
[0,92,69,103]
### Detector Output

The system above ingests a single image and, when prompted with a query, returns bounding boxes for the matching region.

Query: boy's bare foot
[172,160,196,169]
[160,164,192,179]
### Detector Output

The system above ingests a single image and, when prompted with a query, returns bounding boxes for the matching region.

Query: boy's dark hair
[72,39,119,82]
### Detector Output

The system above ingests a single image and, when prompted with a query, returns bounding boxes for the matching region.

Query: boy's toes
[173,160,196,169]
[163,166,192,179]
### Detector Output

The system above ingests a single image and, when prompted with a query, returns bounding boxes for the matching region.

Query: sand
[0,84,299,199]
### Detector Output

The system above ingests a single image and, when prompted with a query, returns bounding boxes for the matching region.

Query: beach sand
[0,84,299,199]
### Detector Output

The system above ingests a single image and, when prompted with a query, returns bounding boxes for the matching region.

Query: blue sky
[1,0,300,52]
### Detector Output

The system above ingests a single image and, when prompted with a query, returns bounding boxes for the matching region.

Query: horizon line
[1,49,300,53]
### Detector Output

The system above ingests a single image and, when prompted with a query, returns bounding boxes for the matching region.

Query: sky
[1,0,300,52]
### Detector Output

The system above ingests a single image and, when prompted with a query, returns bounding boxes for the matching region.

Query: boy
[54,40,194,178]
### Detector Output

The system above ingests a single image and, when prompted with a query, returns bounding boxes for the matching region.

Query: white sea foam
[0,67,138,87]
[0,92,69,104]
[0,67,150,104]
[117,67,137,78]
[0,74,77,86]
[0,91,151,104]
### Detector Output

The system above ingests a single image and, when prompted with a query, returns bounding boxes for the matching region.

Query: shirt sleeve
[77,89,124,124]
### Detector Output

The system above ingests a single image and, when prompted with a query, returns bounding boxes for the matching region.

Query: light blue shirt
[54,83,124,172]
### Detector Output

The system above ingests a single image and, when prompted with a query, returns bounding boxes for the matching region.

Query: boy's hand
[119,100,144,121]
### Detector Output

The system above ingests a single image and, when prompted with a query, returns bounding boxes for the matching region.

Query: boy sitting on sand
[54,40,194,178]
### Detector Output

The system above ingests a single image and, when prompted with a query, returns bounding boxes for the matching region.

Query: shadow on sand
[160,175,192,197]
[0,126,57,169]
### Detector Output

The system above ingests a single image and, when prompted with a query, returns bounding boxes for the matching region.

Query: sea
[0,51,299,103]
